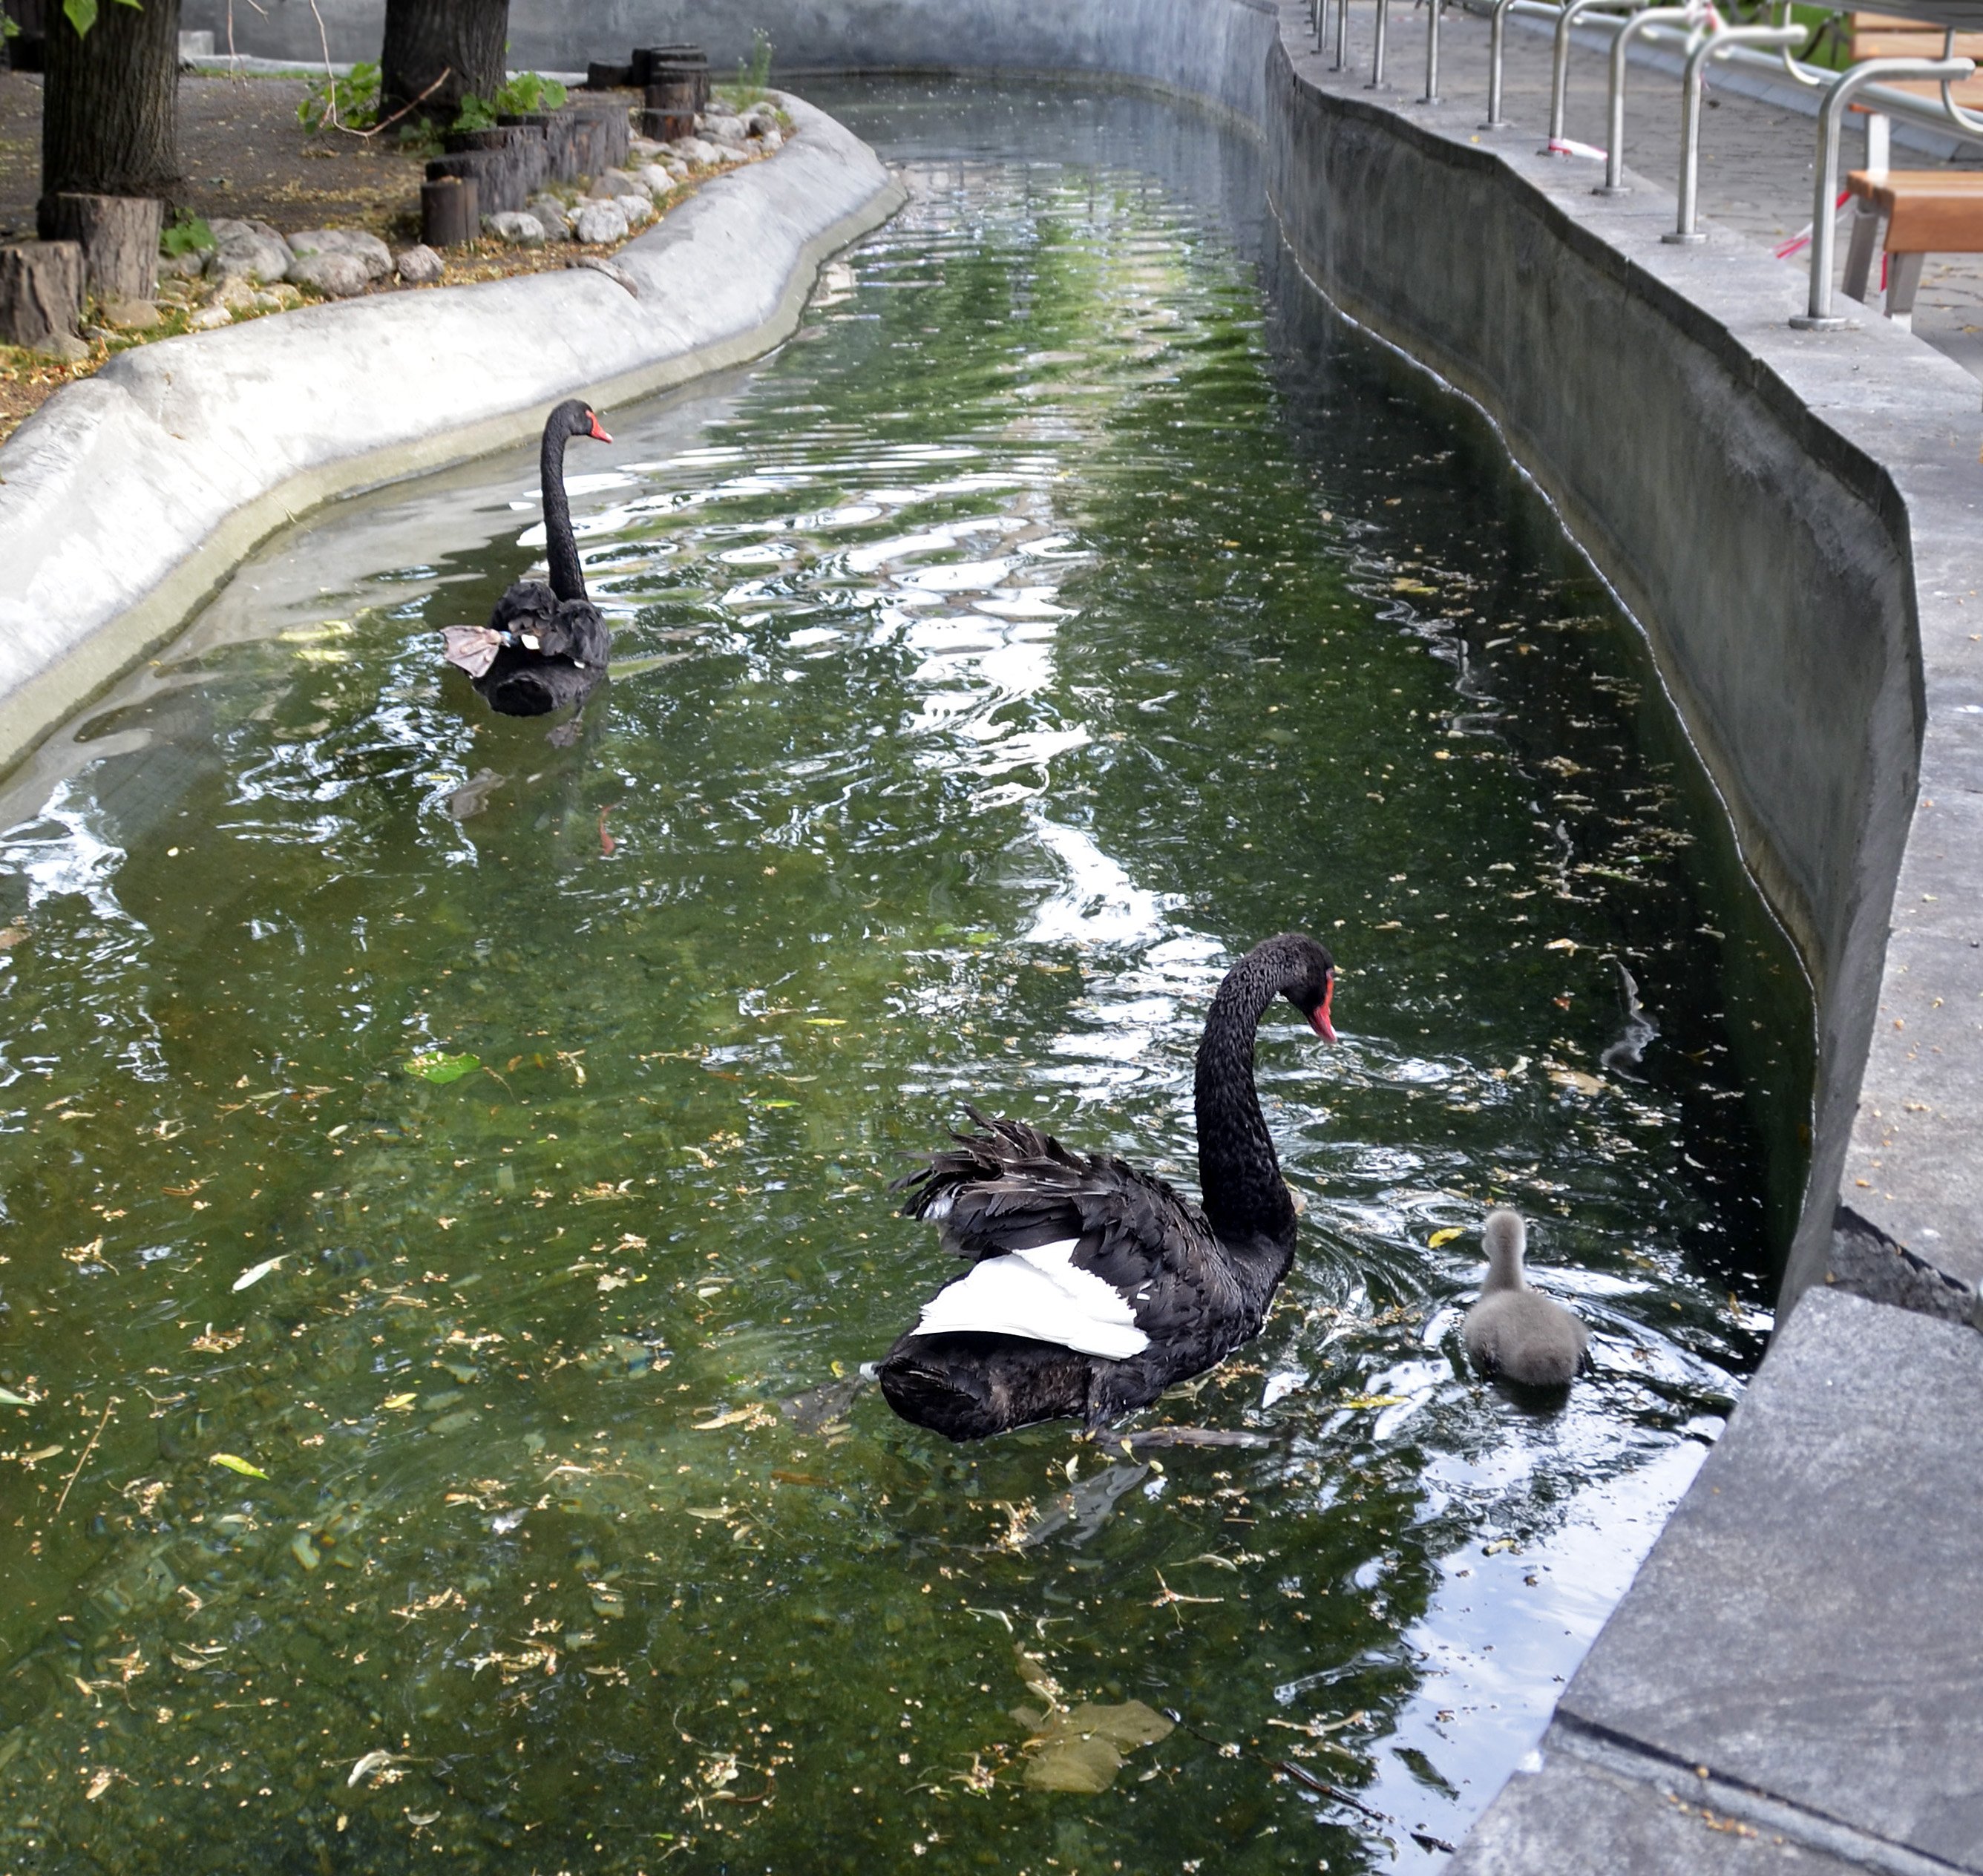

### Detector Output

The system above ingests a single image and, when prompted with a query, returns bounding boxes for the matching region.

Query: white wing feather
[913,1239,1150,1360]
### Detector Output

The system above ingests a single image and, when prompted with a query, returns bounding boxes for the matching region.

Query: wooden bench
[1841,168,1983,328]
[1849,10,1983,109]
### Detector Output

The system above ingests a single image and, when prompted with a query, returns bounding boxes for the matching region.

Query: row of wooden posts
[418,45,709,247]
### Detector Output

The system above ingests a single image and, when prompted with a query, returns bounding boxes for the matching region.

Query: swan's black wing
[894,1108,1239,1341]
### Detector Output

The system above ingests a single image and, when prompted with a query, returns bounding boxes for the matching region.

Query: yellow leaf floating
[1550,1069,1605,1097]
[211,1454,269,1480]
[1544,938,1578,954]
[1428,1227,1464,1249]
[1020,1701,1175,1794]
[1340,1394,1410,1411]
[382,1394,417,1411]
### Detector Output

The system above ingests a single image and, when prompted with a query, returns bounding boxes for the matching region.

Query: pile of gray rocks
[154,219,446,329]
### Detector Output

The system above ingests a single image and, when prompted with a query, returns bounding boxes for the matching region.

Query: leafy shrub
[160,209,217,258]
[496,71,568,114]
[298,60,381,133]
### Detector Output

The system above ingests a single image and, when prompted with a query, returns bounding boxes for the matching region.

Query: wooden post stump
[44,193,162,303]
[585,61,633,89]
[0,240,85,349]
[421,174,479,249]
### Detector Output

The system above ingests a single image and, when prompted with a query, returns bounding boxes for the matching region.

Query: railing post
[1482,0,1524,127]
[1790,55,1975,327]
[1596,5,1705,195]
[1370,0,1391,87]
[1423,0,1443,101]
[1334,0,1351,71]
[1663,22,1805,240]
[1545,0,1646,154]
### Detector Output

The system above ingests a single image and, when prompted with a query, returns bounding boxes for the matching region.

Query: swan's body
[879,933,1337,1442]
[1461,1209,1588,1388]
[443,399,612,720]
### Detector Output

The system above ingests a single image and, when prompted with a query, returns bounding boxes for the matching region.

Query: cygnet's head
[1481,1208,1528,1291]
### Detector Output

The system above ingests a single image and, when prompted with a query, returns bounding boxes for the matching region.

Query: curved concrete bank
[98,3,1983,1869]
[0,94,902,775]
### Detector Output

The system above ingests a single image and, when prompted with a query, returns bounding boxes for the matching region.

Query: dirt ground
[0,70,730,444]
[1,71,442,243]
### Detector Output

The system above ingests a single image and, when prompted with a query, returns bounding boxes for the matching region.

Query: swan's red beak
[1309,974,1337,1043]
[587,414,614,443]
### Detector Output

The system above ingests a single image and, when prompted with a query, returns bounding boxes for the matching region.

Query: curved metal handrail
[1548,0,1651,150]
[1940,25,1983,134]
[1599,2,1711,192]
[1484,0,1527,125]
[1664,20,1806,239]
[1774,0,1826,86]
[1790,54,1976,327]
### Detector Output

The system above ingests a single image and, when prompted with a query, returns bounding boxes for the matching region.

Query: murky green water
[0,82,1809,1875]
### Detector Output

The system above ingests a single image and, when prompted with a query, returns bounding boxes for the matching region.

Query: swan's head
[1268,932,1337,1042]
[550,397,614,446]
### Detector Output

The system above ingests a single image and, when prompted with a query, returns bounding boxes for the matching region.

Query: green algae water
[0,82,1809,1875]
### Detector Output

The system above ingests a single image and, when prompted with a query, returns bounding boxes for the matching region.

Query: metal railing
[1599,3,1705,194]
[1325,0,1983,326]
[1789,53,1976,326]
[1666,21,1807,240]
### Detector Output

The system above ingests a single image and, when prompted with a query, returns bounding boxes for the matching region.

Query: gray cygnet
[1461,1209,1588,1388]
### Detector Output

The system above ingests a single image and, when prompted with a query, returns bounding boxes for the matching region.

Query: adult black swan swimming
[442,399,613,721]
[879,932,1337,1441]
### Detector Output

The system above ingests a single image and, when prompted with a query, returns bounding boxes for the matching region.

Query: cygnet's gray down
[1461,1209,1588,1387]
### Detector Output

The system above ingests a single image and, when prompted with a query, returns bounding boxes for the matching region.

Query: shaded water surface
[0,82,1809,1874]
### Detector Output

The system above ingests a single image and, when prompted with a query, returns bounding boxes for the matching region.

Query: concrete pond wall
[62,0,1983,1866]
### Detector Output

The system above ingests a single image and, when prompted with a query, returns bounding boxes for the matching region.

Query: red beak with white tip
[587,413,613,443]
[1310,973,1337,1043]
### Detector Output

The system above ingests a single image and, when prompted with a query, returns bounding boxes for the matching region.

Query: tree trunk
[38,0,182,232]
[380,0,509,122]
[45,192,163,301]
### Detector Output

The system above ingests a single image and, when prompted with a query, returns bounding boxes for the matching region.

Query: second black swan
[442,399,613,720]
[879,931,1337,1441]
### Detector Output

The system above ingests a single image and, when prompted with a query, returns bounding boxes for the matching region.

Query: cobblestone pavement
[1296,1,1983,381]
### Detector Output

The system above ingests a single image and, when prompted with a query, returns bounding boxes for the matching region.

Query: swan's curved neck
[1194,954,1296,1256]
[542,422,586,603]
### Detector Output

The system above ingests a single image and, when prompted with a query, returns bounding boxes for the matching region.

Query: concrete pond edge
[0,92,904,781]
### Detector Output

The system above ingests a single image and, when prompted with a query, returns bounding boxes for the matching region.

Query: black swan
[1461,1209,1589,1387]
[879,932,1337,1442]
[442,399,614,720]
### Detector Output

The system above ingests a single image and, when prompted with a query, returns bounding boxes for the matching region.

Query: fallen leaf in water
[407,1052,479,1085]
[1544,937,1579,953]
[211,1453,269,1480]
[382,1394,417,1411]
[0,1385,33,1406]
[1427,1227,1464,1249]
[1340,1394,1409,1411]
[16,1445,65,1467]
[684,1506,732,1521]
[347,1749,412,1788]
[0,924,27,950]
[85,1768,117,1801]
[1020,1700,1174,1794]
[232,1256,285,1293]
[692,1406,775,1431]
[1549,1068,1604,1096]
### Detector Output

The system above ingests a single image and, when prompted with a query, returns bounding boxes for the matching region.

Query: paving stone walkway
[1304,0,1983,380]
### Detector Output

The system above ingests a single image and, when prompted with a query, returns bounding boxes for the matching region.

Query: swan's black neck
[542,417,586,603]
[1195,948,1297,1267]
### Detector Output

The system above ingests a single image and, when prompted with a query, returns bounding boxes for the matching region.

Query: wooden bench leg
[1885,250,1925,332]
[1842,202,1881,304]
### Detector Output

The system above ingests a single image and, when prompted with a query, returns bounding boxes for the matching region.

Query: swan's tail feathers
[877,1345,1015,1443]
[442,626,505,680]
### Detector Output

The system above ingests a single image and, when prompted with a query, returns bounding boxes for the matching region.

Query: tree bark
[380,0,509,122]
[38,0,182,231]
[0,240,84,348]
